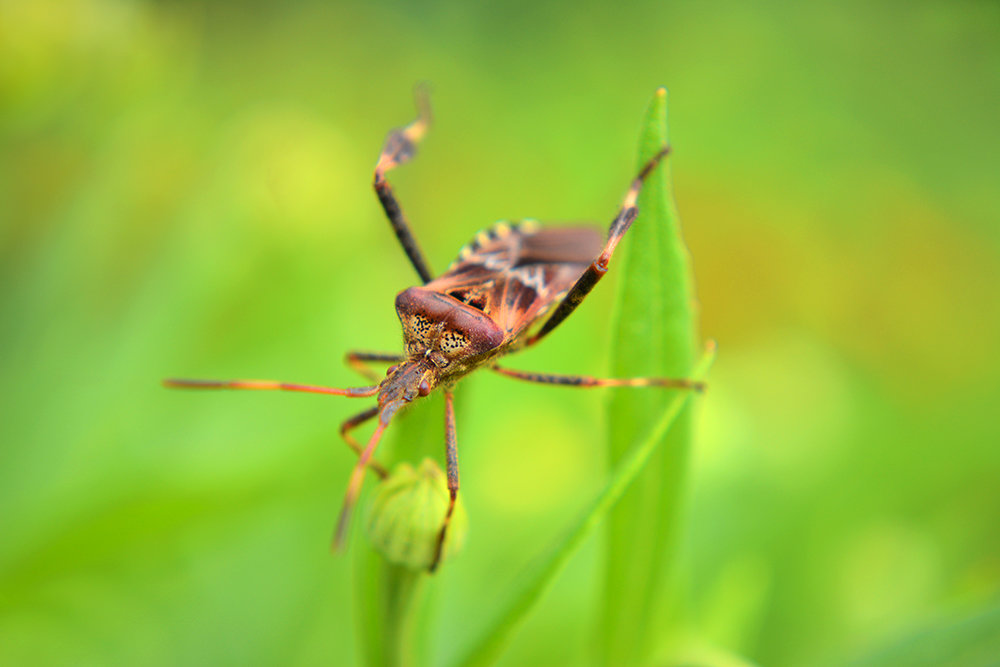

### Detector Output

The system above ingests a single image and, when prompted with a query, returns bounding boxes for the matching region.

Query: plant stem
[354,393,445,666]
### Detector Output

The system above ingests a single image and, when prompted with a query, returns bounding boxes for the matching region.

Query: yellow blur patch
[225,106,360,237]
[838,522,941,633]
[476,405,596,516]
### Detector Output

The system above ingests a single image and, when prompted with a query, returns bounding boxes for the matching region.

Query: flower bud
[366,458,468,571]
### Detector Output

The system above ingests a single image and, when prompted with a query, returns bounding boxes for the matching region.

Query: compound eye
[405,314,433,349]
[411,314,431,338]
[439,329,469,355]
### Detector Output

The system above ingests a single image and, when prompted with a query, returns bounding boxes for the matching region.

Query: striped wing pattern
[425,221,602,344]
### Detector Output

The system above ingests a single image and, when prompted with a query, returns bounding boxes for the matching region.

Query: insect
[165,91,703,572]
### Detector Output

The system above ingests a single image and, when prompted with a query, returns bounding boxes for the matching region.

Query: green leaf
[599,87,699,665]
[454,345,715,667]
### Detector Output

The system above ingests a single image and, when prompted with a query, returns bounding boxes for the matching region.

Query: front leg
[339,406,389,478]
[374,86,435,284]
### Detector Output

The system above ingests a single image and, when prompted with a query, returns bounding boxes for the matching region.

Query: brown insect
[165,91,703,572]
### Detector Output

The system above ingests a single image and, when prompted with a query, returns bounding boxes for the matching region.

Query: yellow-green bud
[366,458,468,571]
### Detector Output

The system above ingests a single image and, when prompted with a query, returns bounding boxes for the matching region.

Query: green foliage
[2,1,999,666]
[846,604,1000,667]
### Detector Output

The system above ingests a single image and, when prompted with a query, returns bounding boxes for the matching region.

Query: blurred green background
[2,0,998,665]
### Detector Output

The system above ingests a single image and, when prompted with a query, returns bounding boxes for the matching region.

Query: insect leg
[163,378,379,397]
[345,350,405,382]
[491,366,704,392]
[429,388,459,573]
[339,405,389,478]
[526,145,671,347]
[333,419,390,551]
[374,86,435,284]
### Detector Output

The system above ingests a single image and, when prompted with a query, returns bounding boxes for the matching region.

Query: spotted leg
[491,366,704,392]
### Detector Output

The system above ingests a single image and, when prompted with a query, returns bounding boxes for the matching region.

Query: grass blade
[599,87,699,666]
[455,345,715,667]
